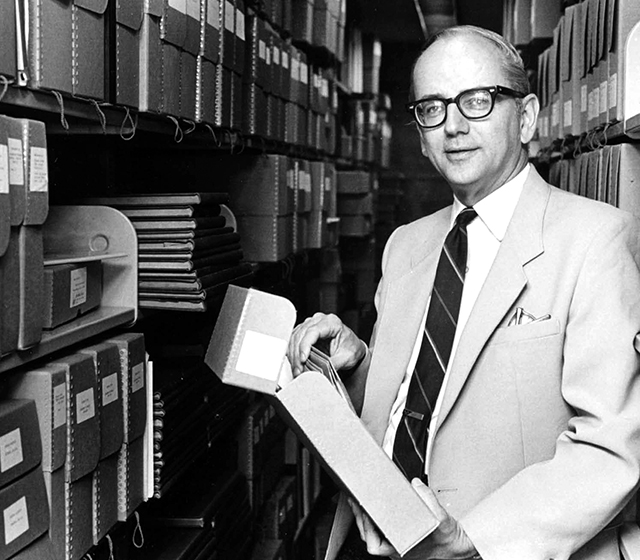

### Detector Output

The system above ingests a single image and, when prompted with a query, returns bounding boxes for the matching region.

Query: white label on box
[0,429,23,473]
[593,88,599,120]
[236,9,245,40]
[551,101,559,127]
[168,0,187,14]
[322,78,329,98]
[69,267,87,308]
[281,50,289,69]
[207,0,220,28]
[273,46,280,66]
[265,45,271,66]
[53,384,66,429]
[76,388,95,425]
[291,57,299,80]
[29,147,48,192]
[8,138,24,186]
[0,145,9,194]
[102,373,119,406]
[224,1,234,32]
[235,330,287,382]
[324,176,331,192]
[581,85,587,113]
[563,100,572,128]
[132,363,145,393]
[186,0,199,20]
[300,62,308,84]
[258,40,266,61]
[599,81,607,114]
[588,90,595,120]
[3,496,28,545]
[609,73,617,109]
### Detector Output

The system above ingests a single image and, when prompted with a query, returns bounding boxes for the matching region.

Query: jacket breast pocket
[490,317,562,345]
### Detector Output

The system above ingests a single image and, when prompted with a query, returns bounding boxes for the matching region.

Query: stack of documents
[82,193,254,311]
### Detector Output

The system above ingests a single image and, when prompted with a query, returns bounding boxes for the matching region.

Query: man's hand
[349,479,479,559]
[287,312,366,377]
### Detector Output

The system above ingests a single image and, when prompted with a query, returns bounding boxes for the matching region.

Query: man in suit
[288,25,640,560]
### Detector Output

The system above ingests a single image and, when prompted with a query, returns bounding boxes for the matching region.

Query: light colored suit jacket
[345,167,640,560]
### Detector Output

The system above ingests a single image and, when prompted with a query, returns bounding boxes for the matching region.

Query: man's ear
[519,93,540,145]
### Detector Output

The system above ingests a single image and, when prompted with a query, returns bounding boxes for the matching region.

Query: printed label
[235,330,287,382]
[291,56,299,80]
[281,50,289,69]
[76,388,96,425]
[29,147,48,193]
[224,1,234,32]
[53,384,66,430]
[580,85,587,113]
[272,46,280,66]
[132,363,145,393]
[0,429,23,473]
[7,138,23,186]
[4,497,28,545]
[258,40,266,61]
[69,267,87,308]
[551,100,559,127]
[563,100,572,128]
[102,373,119,406]
[236,9,245,41]
[0,145,9,194]
[265,45,271,66]
[609,73,617,110]
[207,0,220,28]
[300,62,308,84]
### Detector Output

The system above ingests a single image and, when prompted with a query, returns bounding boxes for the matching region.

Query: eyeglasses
[406,85,526,129]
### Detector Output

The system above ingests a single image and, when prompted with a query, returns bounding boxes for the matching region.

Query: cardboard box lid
[117,0,144,31]
[205,285,296,395]
[0,400,43,488]
[3,365,67,473]
[74,0,108,13]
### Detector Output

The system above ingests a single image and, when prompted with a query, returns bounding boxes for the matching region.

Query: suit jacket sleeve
[460,212,640,560]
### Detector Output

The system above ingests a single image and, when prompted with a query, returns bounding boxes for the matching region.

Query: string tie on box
[52,90,70,131]
[133,511,144,548]
[89,99,107,134]
[107,535,114,560]
[0,76,9,103]
[204,124,221,147]
[168,116,183,143]
[120,107,137,141]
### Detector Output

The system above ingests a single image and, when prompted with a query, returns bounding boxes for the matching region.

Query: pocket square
[507,307,552,327]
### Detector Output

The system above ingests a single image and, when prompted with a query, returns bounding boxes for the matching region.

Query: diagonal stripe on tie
[392,208,477,482]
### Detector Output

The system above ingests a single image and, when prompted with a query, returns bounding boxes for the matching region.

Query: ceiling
[348,0,504,45]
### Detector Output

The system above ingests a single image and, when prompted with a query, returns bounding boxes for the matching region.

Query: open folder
[204,285,439,558]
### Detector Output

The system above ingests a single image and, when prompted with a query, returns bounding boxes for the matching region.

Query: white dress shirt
[381,164,530,475]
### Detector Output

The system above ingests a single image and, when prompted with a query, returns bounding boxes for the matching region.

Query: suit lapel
[361,210,450,444]
[434,169,551,432]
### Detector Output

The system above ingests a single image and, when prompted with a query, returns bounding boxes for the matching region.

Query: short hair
[411,25,530,98]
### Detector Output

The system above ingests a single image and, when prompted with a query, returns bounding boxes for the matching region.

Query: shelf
[0,306,135,374]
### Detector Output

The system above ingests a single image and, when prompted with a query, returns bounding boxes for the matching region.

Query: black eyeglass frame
[406,85,526,129]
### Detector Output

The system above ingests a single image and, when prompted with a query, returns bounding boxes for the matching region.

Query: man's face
[412,35,531,205]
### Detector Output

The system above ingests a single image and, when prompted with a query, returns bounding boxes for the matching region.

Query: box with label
[78,341,124,460]
[221,0,235,70]
[9,533,56,560]
[0,400,42,489]
[27,0,73,93]
[72,0,108,100]
[92,453,119,544]
[181,50,198,120]
[3,366,67,473]
[46,468,93,560]
[235,0,246,76]
[139,3,164,113]
[205,285,440,557]
[115,0,145,108]
[117,436,145,522]
[0,467,49,560]
[107,333,147,443]
[203,0,221,64]
[49,353,100,483]
[42,261,103,330]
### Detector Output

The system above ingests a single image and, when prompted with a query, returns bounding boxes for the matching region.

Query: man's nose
[443,102,470,135]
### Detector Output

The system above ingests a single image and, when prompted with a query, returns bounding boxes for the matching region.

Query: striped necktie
[392,207,477,481]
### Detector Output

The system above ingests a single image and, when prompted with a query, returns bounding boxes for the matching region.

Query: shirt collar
[451,164,530,242]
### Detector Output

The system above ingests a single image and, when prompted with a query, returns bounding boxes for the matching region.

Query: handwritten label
[132,363,145,393]
[29,147,48,193]
[53,384,66,430]
[4,497,28,545]
[69,267,87,308]
[102,373,119,406]
[0,429,23,473]
[7,138,23,186]
[75,388,95,425]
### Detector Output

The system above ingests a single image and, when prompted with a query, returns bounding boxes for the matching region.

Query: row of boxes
[537,0,640,146]
[503,0,562,46]
[1,332,147,560]
[224,154,339,261]
[548,142,640,217]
